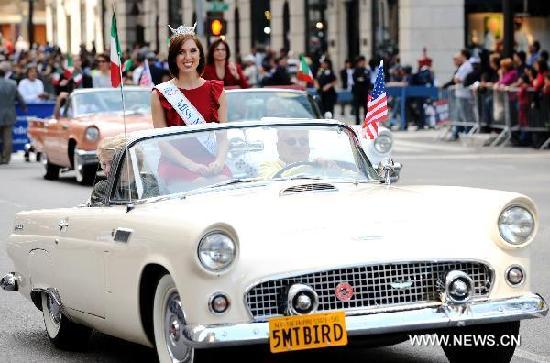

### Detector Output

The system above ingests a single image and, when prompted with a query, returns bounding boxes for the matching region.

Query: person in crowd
[147,52,163,85]
[452,49,474,140]
[18,64,49,102]
[352,55,370,125]
[543,73,550,95]
[132,52,146,85]
[0,62,27,165]
[405,60,435,130]
[261,56,292,86]
[530,59,549,93]
[527,41,541,67]
[90,134,127,205]
[513,51,528,80]
[203,38,248,88]
[315,58,337,116]
[150,25,229,186]
[92,54,112,88]
[340,59,354,91]
[496,58,518,87]
[242,54,258,87]
[52,54,92,94]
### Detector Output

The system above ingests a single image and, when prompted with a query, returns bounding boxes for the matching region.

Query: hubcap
[164,292,192,362]
[74,150,83,182]
[47,293,61,325]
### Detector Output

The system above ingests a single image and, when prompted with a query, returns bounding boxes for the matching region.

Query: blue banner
[13,102,56,152]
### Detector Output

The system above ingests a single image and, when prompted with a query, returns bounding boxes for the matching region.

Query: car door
[54,205,126,319]
[45,97,73,166]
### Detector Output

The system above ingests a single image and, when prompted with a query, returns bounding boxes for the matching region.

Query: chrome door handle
[58,220,69,231]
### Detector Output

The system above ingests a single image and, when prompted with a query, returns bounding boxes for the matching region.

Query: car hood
[143,182,534,271]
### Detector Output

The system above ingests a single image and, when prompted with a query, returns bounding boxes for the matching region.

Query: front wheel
[41,291,92,351]
[43,154,60,180]
[441,321,520,363]
[153,275,195,363]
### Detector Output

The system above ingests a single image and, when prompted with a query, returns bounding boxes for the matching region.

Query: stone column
[289,0,305,56]
[399,0,464,83]
[269,0,284,54]
[359,0,372,59]
[45,1,54,45]
[56,0,67,53]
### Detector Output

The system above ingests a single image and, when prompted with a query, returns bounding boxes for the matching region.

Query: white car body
[1,120,546,362]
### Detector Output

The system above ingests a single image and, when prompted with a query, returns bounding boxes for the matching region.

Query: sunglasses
[282,137,309,147]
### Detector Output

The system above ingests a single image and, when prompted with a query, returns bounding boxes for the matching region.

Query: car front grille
[245,261,492,320]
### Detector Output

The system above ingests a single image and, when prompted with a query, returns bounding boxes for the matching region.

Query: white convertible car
[1,120,547,363]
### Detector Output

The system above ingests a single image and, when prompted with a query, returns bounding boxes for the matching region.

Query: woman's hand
[228,62,239,80]
[206,158,225,175]
[188,162,210,176]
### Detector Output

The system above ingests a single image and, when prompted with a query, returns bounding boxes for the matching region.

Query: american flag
[139,59,153,88]
[362,60,388,139]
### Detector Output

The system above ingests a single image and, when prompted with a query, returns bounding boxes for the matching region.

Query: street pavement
[0,131,549,362]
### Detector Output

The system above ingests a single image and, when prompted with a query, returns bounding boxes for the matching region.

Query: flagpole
[112,3,133,209]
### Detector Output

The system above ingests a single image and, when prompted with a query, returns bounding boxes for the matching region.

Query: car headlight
[498,206,534,245]
[374,134,392,154]
[198,232,236,272]
[84,127,99,142]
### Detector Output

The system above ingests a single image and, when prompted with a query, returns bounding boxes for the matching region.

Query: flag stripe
[362,60,388,139]
[110,13,121,88]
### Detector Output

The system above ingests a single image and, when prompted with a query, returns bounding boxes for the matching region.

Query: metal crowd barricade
[438,85,480,140]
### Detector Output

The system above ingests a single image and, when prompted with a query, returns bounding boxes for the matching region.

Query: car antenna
[112,4,133,212]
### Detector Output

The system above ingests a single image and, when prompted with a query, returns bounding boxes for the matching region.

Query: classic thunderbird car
[226,88,393,168]
[2,120,547,363]
[27,87,153,184]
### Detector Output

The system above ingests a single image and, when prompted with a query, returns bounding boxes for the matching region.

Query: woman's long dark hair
[206,38,230,65]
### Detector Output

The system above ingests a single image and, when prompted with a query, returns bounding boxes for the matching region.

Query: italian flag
[110,13,122,88]
[297,56,314,83]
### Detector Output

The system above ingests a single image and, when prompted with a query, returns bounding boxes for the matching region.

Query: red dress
[153,80,230,181]
[203,63,249,89]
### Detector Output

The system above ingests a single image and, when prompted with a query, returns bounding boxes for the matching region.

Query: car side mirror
[377,158,402,184]
[324,111,333,119]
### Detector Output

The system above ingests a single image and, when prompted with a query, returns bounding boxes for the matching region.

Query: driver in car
[259,129,342,179]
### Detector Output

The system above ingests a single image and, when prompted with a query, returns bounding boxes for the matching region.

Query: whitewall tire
[153,275,195,363]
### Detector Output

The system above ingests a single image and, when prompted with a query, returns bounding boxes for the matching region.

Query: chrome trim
[505,264,526,287]
[182,293,547,349]
[208,292,232,315]
[280,183,337,196]
[1,272,20,292]
[243,259,495,321]
[74,148,98,165]
[14,224,24,232]
[287,284,319,315]
[497,202,537,249]
[444,270,474,304]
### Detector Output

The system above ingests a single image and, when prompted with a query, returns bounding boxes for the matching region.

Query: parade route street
[1,131,549,362]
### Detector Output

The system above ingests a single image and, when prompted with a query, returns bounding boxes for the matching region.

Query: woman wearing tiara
[151,24,230,189]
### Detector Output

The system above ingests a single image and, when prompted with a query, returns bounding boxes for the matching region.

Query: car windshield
[110,124,377,201]
[226,92,320,121]
[72,90,151,116]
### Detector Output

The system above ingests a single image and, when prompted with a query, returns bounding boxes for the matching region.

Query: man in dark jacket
[261,57,292,86]
[0,62,27,164]
[352,56,370,125]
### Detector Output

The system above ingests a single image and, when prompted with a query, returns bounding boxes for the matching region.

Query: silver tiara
[168,23,197,38]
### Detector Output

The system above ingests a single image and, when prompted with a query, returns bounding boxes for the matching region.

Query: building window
[372,0,398,60]
[169,0,182,27]
[251,0,270,49]
[234,7,241,57]
[283,1,290,52]
[304,0,327,66]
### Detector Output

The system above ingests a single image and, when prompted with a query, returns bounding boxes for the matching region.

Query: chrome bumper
[183,293,547,348]
[1,273,20,292]
[75,148,98,166]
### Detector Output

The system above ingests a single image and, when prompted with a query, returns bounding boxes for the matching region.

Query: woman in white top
[92,54,112,88]
[17,66,48,102]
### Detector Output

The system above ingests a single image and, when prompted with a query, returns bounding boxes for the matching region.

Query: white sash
[155,80,217,155]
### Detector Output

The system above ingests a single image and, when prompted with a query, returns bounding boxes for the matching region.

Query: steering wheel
[272,161,318,179]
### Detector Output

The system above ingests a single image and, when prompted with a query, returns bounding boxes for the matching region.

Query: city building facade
[5,0,549,83]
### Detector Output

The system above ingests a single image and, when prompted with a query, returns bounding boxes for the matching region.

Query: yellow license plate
[269,311,347,353]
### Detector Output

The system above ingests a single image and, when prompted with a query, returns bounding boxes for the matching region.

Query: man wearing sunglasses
[259,129,341,179]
